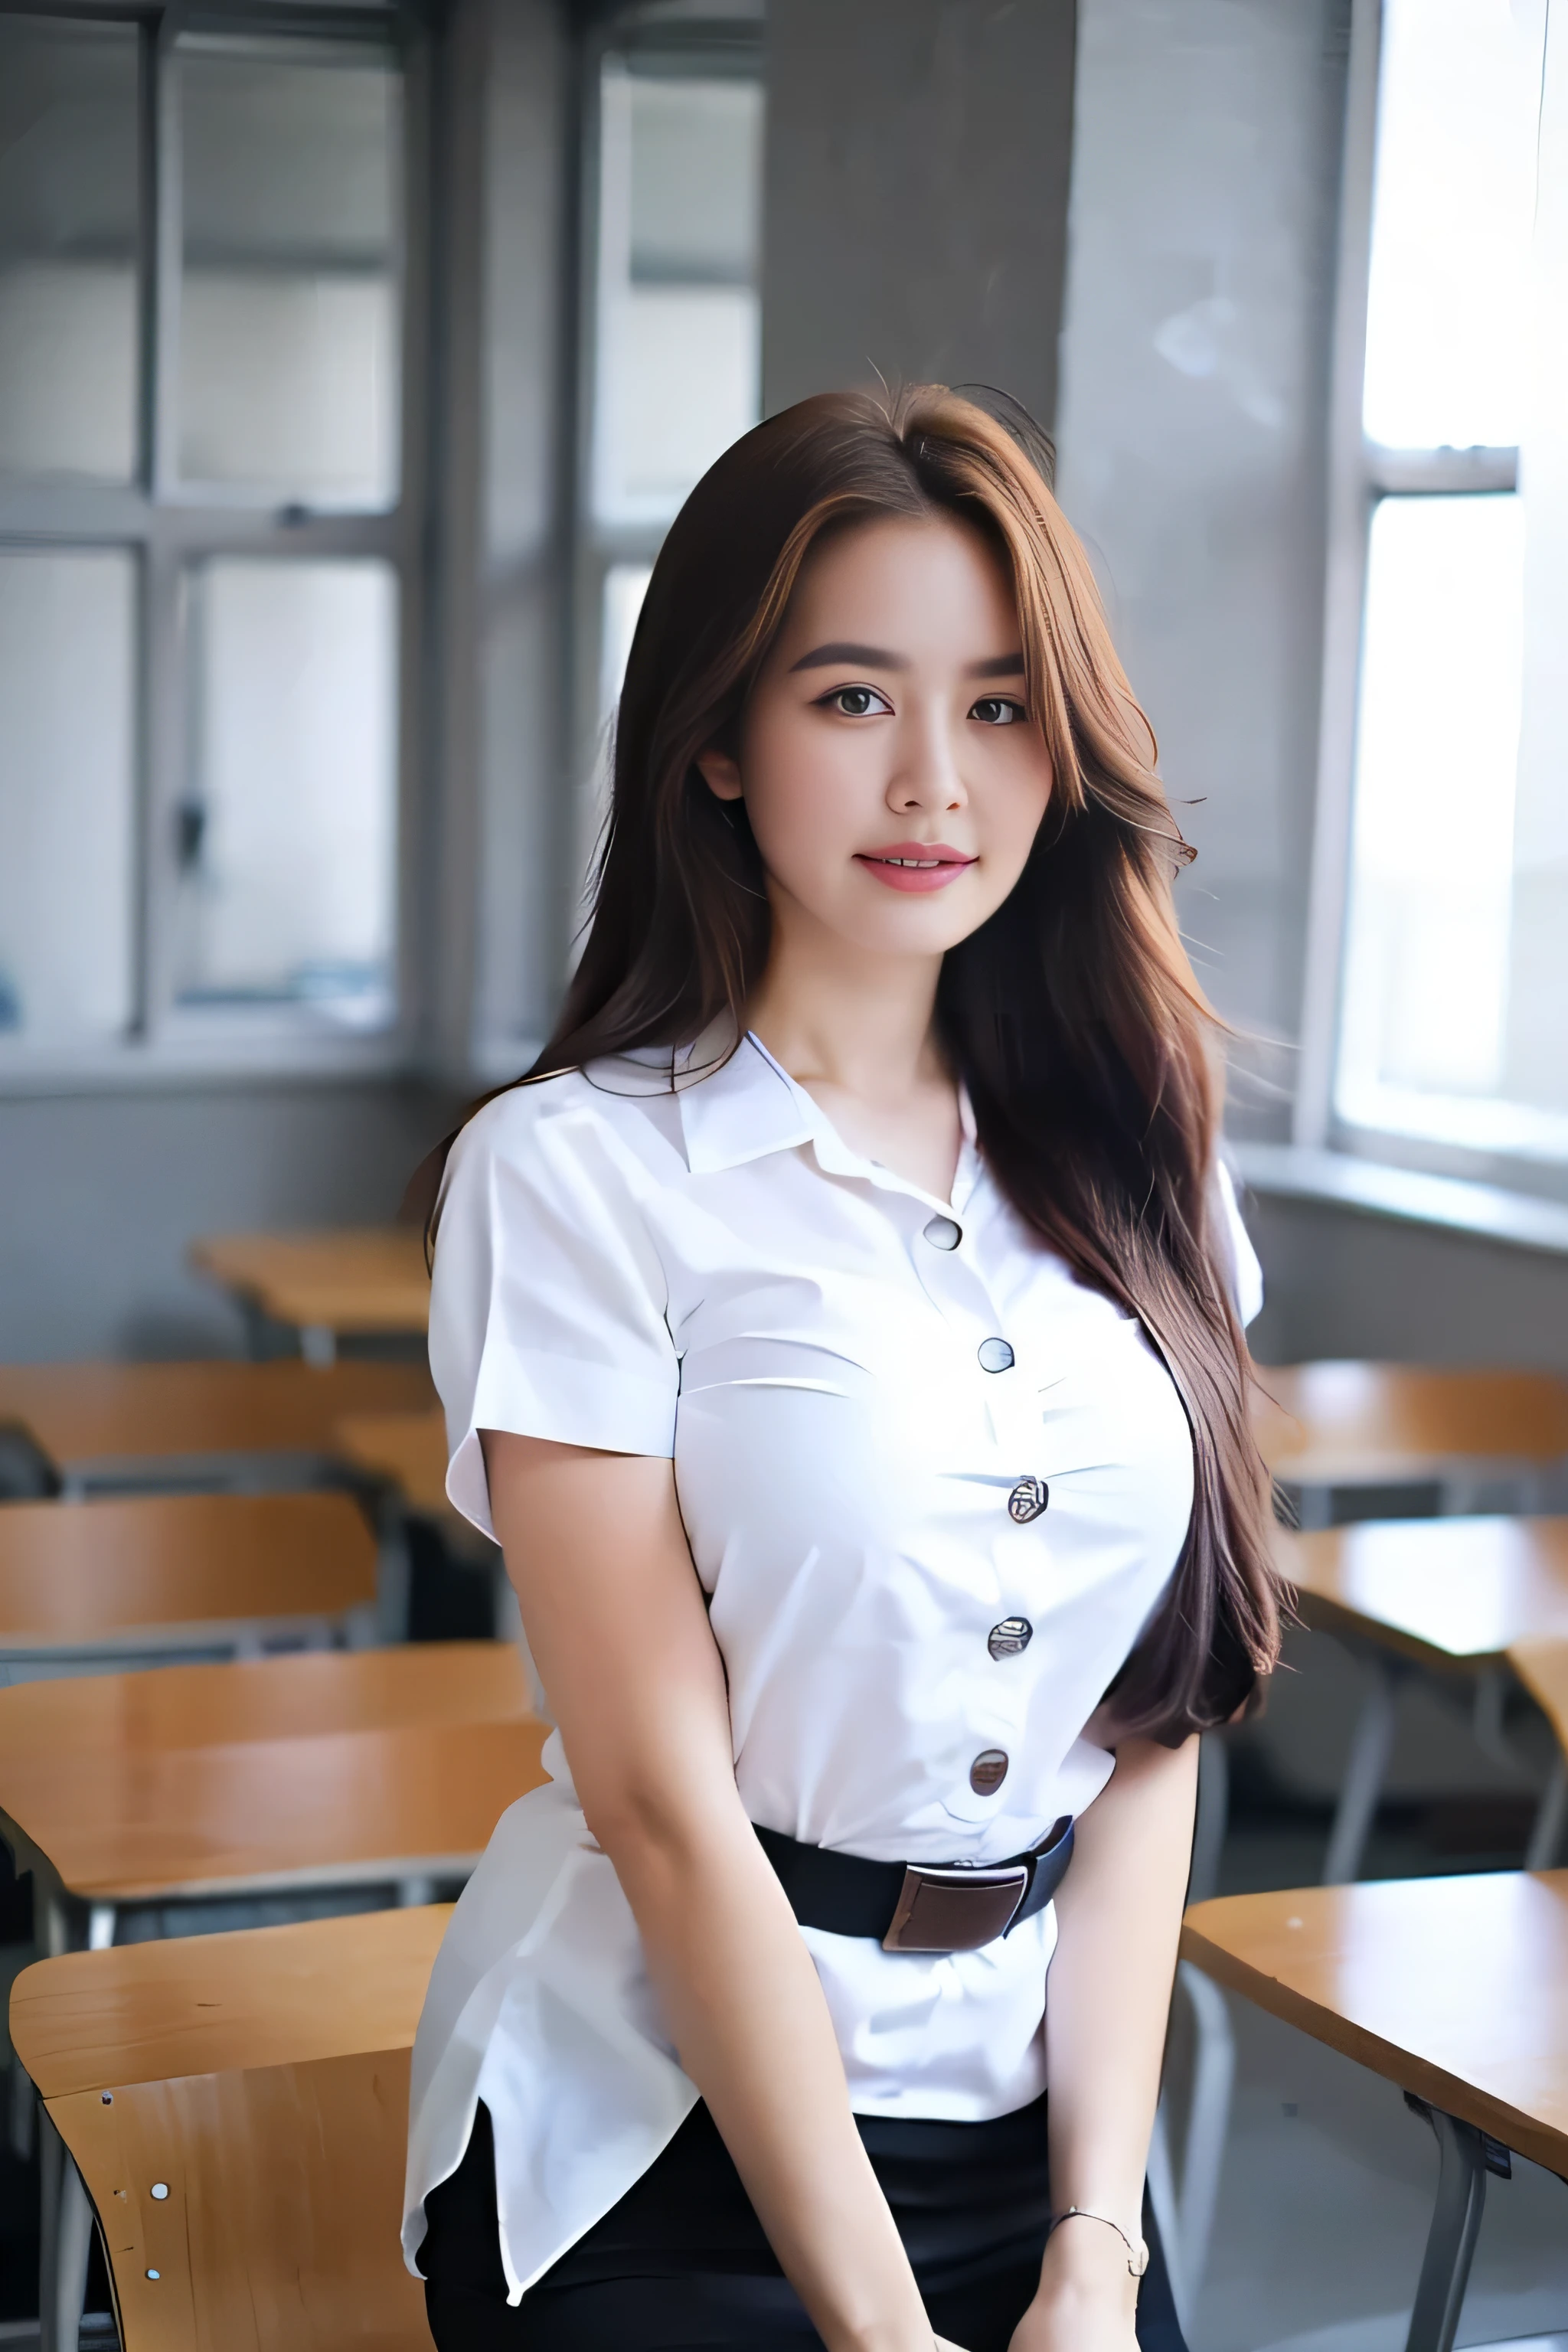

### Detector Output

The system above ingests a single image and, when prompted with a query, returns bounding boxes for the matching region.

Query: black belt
[755,1815,1074,1954]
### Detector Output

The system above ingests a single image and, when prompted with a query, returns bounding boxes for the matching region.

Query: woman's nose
[887,711,967,812]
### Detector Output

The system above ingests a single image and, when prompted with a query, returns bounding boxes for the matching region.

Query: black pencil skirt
[418,2096,1190,2352]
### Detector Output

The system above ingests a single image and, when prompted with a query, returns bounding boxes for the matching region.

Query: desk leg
[1323,1650,1400,1884]
[1403,2108,1488,2352]
[1526,1750,1568,1870]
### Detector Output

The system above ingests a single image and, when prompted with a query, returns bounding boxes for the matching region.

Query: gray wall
[1245,1190,1568,1372]
[762,0,1076,423]
[0,1080,458,1362]
[1054,0,1349,1128]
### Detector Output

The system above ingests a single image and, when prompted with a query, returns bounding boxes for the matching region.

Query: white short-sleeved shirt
[403,1030,1262,2301]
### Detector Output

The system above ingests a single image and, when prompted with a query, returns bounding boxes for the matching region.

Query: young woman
[403,385,1282,2352]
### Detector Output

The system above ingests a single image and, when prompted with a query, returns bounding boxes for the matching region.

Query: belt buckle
[881,1863,1031,1953]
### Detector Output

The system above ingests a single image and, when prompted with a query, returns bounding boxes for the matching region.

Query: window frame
[564,4,763,904]
[0,0,432,1093]
[1296,0,1540,1184]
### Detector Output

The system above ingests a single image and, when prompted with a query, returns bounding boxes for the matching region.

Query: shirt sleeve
[1214,1158,1264,1329]
[429,1089,681,1540]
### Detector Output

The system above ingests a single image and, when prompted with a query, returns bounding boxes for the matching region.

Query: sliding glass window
[0,5,423,1073]
[1330,0,1568,1166]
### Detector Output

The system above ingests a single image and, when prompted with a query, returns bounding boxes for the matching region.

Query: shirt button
[977,1337,1014,1373]
[988,1617,1034,1660]
[969,1749,1010,1795]
[923,1214,962,1250]
[1008,1478,1048,1524]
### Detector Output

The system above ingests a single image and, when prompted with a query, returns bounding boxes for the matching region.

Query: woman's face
[697,514,1054,962]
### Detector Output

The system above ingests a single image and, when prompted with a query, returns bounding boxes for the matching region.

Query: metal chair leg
[1145,2097,1187,2330]
[1174,1959,1235,2305]
[1526,1750,1568,1870]
[38,2105,93,2352]
[1323,1649,1400,1884]
[1187,1731,1229,1909]
[1403,2106,1489,2352]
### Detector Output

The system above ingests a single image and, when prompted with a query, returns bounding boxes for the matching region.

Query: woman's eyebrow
[787,643,1027,677]
[788,641,907,672]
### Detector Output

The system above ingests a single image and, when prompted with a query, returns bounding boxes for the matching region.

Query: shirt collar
[675,1022,981,1217]
[675,1025,815,1173]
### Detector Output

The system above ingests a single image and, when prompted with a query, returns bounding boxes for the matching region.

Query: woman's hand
[1005,2216,1140,2352]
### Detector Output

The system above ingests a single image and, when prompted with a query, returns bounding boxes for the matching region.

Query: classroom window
[1333,0,1568,1161]
[576,8,764,847]
[0,8,417,1070]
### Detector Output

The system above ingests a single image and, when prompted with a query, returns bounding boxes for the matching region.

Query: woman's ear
[696,747,744,803]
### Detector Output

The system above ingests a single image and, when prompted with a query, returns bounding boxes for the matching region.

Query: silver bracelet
[1046,2206,1150,2278]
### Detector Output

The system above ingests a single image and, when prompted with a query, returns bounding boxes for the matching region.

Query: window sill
[0,1029,413,1100]
[1231,1142,1568,1259]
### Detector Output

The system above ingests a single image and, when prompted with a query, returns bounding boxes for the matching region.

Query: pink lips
[854,841,978,893]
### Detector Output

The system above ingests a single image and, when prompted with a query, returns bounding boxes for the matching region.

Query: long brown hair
[473,384,1282,1740]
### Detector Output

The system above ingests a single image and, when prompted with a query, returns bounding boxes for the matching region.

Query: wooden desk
[1183,1875,1568,2352]
[335,1407,452,1521]
[0,1358,434,1489]
[0,1639,530,1759]
[1254,1361,1568,1506]
[1275,1517,1568,1882]
[1280,1515,1568,1668]
[0,1711,548,1921]
[191,1229,430,1363]
[12,1906,448,2352]
[0,1491,377,1664]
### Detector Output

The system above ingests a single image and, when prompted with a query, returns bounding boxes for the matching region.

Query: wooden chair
[11,1904,449,2351]
[191,1229,431,1365]
[0,1647,544,2347]
[1182,1874,1568,2352]
[0,1491,380,1682]
[0,1357,435,1497]
[1278,1515,1568,1882]
[1254,1361,1568,1526]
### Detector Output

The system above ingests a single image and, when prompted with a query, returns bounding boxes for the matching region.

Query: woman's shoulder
[444,1053,688,1189]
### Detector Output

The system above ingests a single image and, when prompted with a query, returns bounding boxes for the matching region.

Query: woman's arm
[482,1431,946,2352]
[1011,1732,1200,2352]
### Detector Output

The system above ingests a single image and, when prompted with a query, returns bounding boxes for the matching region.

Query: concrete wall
[1055,0,1351,1130]
[762,0,1076,424]
[1244,1189,1568,1372]
[0,1080,458,1362]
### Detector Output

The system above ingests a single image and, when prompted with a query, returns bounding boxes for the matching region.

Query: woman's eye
[822,685,890,718]
[970,697,1024,727]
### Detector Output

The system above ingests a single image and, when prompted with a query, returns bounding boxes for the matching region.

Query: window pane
[177,560,397,1023]
[178,39,399,507]
[600,560,652,721]
[593,70,763,526]
[0,17,139,482]
[0,551,135,1040]
[1364,0,1545,449]
[1338,495,1524,1114]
